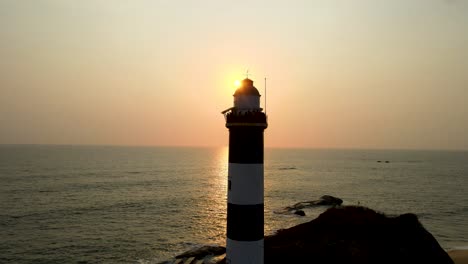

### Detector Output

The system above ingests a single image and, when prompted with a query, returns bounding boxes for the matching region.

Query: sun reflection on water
[190,147,229,245]
[213,146,229,192]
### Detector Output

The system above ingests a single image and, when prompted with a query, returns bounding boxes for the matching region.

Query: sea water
[0,145,467,263]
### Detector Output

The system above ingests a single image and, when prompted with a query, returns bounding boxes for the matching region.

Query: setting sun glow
[1,1,467,150]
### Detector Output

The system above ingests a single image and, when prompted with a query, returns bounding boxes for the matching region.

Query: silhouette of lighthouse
[222,78,267,264]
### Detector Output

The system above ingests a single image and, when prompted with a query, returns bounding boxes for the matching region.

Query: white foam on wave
[447,245,468,251]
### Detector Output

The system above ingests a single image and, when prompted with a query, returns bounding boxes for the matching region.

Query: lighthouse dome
[233,78,261,112]
[233,78,260,96]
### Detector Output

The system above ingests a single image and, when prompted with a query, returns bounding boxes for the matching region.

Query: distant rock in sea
[294,210,306,216]
[276,195,343,214]
[160,245,225,264]
[277,167,297,170]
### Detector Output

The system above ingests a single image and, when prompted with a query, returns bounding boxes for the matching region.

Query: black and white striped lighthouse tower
[222,78,267,264]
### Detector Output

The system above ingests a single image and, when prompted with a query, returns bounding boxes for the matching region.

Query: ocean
[0,145,467,263]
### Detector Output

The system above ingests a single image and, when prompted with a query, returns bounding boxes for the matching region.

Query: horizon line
[0,143,467,152]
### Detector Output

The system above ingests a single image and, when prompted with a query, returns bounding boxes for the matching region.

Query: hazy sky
[1,0,467,150]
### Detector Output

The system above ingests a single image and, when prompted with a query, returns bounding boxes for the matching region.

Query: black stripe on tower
[228,126,264,164]
[227,203,264,241]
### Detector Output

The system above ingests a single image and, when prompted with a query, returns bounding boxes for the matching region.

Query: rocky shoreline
[163,204,454,264]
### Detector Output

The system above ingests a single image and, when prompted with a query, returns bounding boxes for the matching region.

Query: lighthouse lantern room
[233,78,262,113]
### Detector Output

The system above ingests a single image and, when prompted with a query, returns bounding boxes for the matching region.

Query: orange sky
[1,1,467,150]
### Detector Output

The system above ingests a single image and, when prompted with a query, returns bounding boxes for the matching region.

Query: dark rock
[175,245,225,259]
[294,210,306,216]
[315,195,343,206]
[278,195,343,214]
[265,206,453,264]
[278,167,297,170]
[168,207,452,264]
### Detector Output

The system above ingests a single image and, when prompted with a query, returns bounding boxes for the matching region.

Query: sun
[234,80,241,87]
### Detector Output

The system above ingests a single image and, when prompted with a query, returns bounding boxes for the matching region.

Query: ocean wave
[448,245,468,251]
[1,200,155,221]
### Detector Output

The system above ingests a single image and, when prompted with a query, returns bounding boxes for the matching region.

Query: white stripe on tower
[228,164,264,205]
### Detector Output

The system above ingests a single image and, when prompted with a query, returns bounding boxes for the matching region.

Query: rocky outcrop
[294,210,306,216]
[265,206,453,264]
[175,245,225,259]
[313,195,343,206]
[167,206,453,264]
[276,195,343,214]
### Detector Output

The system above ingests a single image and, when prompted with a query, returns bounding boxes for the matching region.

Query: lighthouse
[222,78,267,264]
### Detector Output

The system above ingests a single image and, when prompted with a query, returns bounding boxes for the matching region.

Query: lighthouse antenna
[264,77,267,114]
